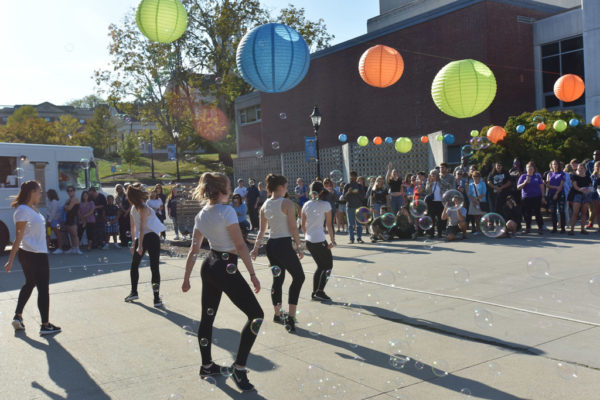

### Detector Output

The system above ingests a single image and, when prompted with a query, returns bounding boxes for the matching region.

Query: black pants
[15,249,50,323]
[548,192,566,229]
[119,216,131,246]
[78,222,94,245]
[130,232,161,294]
[426,201,444,237]
[248,203,259,230]
[306,241,333,293]
[522,196,544,230]
[266,237,305,306]
[198,250,264,366]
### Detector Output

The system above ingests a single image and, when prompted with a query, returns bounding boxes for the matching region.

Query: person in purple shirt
[545,160,566,233]
[517,161,545,234]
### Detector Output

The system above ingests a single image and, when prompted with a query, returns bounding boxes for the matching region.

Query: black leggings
[15,249,50,323]
[266,237,305,306]
[130,232,161,294]
[198,250,264,366]
[426,201,444,237]
[306,241,333,293]
[522,196,544,230]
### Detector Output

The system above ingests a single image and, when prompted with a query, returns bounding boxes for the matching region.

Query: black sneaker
[357,239,364,243]
[313,291,332,301]
[154,296,163,308]
[124,292,139,302]
[200,362,224,377]
[12,315,25,331]
[40,323,61,335]
[230,364,255,392]
[285,315,296,333]
[581,229,589,235]
[273,314,285,324]
[348,240,354,244]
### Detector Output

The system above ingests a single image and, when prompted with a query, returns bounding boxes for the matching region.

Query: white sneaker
[66,248,75,254]
[53,249,64,255]
[113,243,121,249]
[76,249,83,255]
[102,244,110,250]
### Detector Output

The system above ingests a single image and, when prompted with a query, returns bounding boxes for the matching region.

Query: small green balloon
[395,137,413,153]
[553,119,567,132]
[436,134,444,142]
[470,130,479,137]
[357,136,369,147]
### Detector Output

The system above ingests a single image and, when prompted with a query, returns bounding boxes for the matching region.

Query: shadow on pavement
[15,333,110,400]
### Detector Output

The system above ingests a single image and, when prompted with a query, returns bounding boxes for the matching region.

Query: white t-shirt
[131,206,166,239]
[47,199,61,222]
[14,204,48,253]
[146,198,163,212]
[447,207,467,226]
[233,186,248,198]
[302,200,331,243]
[193,204,238,252]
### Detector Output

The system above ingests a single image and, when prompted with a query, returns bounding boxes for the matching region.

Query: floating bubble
[200,376,216,392]
[423,239,434,249]
[103,257,108,263]
[418,216,433,231]
[487,361,502,376]
[480,213,506,238]
[432,360,449,377]
[460,388,472,396]
[588,275,600,296]
[527,258,550,278]
[83,265,87,271]
[272,141,280,150]
[279,112,287,119]
[307,320,322,336]
[207,308,215,316]
[329,170,343,183]
[557,362,578,380]
[250,318,263,335]
[255,151,264,159]
[388,339,411,356]
[474,308,493,328]
[376,270,395,285]
[327,320,346,337]
[264,208,275,220]
[199,338,209,347]
[461,144,474,157]
[80,158,90,169]
[381,213,397,229]
[14,167,25,180]
[270,265,282,277]
[355,207,373,224]
[389,354,410,369]
[409,200,428,218]
[442,189,464,211]
[453,268,470,284]
[225,263,237,274]
[221,252,229,261]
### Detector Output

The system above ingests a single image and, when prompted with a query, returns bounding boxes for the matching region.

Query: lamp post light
[310,105,322,180]
[173,130,181,181]
[149,130,155,180]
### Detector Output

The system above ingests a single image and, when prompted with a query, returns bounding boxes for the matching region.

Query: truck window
[0,156,18,188]
[89,161,101,188]
[58,162,87,191]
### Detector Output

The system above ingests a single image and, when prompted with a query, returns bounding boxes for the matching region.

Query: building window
[0,156,18,188]
[541,35,584,108]
[58,162,87,190]
[239,105,261,125]
[447,145,461,165]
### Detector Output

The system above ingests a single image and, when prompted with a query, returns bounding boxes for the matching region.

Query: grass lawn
[97,154,234,184]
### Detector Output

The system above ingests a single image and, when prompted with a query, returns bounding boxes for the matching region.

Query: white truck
[0,143,101,251]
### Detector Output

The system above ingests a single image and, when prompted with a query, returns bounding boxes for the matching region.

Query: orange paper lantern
[486,126,506,144]
[592,115,600,128]
[420,136,429,144]
[537,122,546,131]
[373,136,383,145]
[554,74,585,103]
[358,45,404,88]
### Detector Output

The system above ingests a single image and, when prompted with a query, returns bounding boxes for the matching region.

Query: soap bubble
[453,268,470,284]
[220,366,232,377]
[329,170,343,183]
[381,213,396,229]
[460,388,472,396]
[557,362,578,380]
[279,112,287,119]
[272,141,280,150]
[327,320,346,338]
[442,189,464,211]
[588,275,600,296]
[199,338,209,347]
[527,258,550,278]
[264,208,275,220]
[221,252,229,261]
[270,265,282,277]
[389,354,410,369]
[14,167,25,180]
[207,308,215,316]
[388,339,411,356]
[409,200,428,218]
[376,270,395,285]
[487,361,502,376]
[480,213,506,238]
[474,308,493,328]
[461,144,474,157]
[355,207,373,224]
[225,263,237,274]
[80,158,90,169]
[255,151,263,159]
[417,216,433,231]
[200,376,216,392]
[431,360,449,377]
[250,318,263,335]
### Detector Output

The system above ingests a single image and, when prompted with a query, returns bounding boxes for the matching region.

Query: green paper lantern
[395,137,412,153]
[470,130,479,137]
[357,136,369,147]
[136,0,188,43]
[431,59,497,119]
[436,134,444,142]
[553,120,567,132]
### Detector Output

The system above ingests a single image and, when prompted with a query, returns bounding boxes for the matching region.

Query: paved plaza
[1,233,600,399]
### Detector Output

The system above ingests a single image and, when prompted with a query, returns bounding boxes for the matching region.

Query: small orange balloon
[592,115,600,128]
[358,45,404,88]
[554,74,585,103]
[537,122,546,131]
[420,136,429,144]
[373,136,383,145]
[487,126,506,144]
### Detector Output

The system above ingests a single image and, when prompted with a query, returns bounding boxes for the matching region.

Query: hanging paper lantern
[569,119,579,127]
[420,136,429,144]
[338,133,348,142]
[487,126,506,144]
[373,136,383,145]
[358,45,404,88]
[395,137,412,153]
[436,134,444,142]
[553,120,567,132]
[385,137,393,144]
[236,23,310,93]
[136,0,188,43]
[357,136,369,146]
[537,122,546,131]
[554,74,585,103]
[592,115,600,128]
[443,134,455,144]
[431,59,497,118]
[470,130,479,137]
[516,125,525,133]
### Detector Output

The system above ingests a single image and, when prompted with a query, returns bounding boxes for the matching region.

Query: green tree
[470,109,600,170]
[118,134,141,170]
[0,106,61,144]
[83,106,118,157]
[54,115,85,144]
[66,94,106,109]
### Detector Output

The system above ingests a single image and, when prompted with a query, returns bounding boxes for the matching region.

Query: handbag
[424,182,436,203]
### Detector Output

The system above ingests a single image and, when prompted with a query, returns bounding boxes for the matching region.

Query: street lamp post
[150,130,155,180]
[310,105,322,180]
[173,130,181,181]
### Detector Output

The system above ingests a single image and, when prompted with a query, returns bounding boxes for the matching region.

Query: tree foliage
[118,133,141,169]
[0,106,62,144]
[66,94,106,109]
[470,109,600,170]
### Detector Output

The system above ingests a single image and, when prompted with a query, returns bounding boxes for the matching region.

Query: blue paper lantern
[338,133,347,143]
[385,136,393,144]
[516,124,525,133]
[236,23,310,93]
[443,134,455,144]
[569,118,579,127]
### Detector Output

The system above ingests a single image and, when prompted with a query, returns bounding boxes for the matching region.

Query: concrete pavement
[1,232,600,399]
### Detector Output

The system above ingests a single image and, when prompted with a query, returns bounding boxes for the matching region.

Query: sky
[0,0,379,107]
